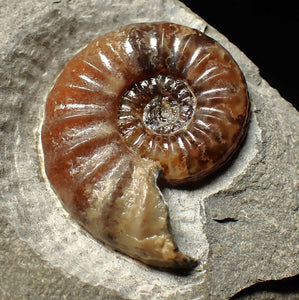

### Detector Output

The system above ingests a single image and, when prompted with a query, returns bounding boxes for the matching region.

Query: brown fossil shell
[42,22,250,269]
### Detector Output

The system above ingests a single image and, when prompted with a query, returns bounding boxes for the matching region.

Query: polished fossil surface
[41,22,249,269]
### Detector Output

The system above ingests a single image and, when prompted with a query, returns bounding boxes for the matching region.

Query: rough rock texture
[0,0,298,299]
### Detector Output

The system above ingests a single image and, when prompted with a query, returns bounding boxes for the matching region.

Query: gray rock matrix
[0,0,298,299]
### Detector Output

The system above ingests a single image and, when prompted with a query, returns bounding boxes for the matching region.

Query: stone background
[0,1,298,299]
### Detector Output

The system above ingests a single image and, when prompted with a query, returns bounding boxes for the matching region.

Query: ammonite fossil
[42,22,250,269]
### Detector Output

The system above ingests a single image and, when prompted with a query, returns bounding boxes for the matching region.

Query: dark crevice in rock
[231,274,299,299]
[213,217,239,223]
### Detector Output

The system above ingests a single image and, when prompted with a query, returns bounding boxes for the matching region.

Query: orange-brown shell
[42,22,250,269]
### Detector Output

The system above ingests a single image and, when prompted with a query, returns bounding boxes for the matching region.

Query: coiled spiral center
[119,75,196,136]
[143,96,180,134]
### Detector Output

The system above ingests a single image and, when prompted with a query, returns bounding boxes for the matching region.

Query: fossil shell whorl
[42,22,250,269]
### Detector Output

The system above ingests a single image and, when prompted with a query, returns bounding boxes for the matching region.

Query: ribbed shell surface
[42,22,250,269]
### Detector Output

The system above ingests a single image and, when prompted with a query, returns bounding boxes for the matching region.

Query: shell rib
[42,22,250,269]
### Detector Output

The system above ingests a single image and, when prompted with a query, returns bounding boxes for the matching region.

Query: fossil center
[143,96,181,134]
[119,74,196,135]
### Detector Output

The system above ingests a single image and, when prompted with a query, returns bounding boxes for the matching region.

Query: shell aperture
[42,23,250,269]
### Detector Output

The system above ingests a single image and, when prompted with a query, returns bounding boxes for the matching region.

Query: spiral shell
[42,22,250,269]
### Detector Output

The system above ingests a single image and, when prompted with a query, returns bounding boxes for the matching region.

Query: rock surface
[0,0,298,299]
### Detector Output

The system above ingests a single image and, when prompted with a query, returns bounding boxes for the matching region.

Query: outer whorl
[42,22,250,269]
